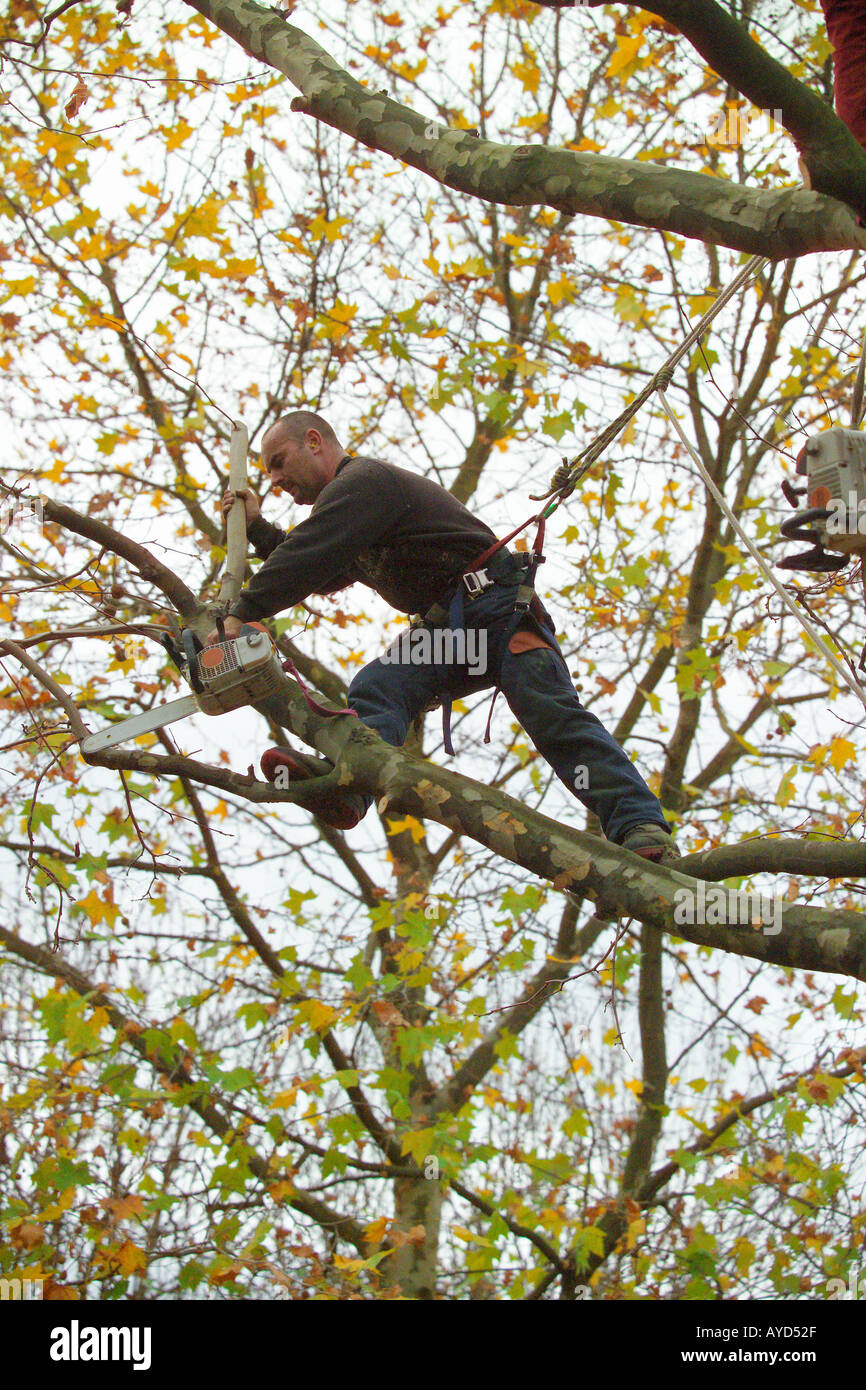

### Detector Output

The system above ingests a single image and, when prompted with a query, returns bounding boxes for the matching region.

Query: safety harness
[425,509,553,755]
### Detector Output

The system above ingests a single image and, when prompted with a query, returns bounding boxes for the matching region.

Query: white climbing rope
[539,255,770,500]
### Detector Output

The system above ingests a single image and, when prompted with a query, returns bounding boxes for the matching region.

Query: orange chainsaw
[80,621,283,754]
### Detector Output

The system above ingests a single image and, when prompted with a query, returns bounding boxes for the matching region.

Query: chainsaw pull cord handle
[779,507,832,544]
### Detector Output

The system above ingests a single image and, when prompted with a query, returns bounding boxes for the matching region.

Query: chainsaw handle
[181,629,205,693]
[158,631,186,675]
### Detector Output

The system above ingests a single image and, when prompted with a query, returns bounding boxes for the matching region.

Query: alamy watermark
[49,1320,152,1371]
[826,1270,866,1300]
[823,492,866,537]
[674,881,783,936]
[0,1275,43,1300]
[1,497,43,539]
[381,626,488,677]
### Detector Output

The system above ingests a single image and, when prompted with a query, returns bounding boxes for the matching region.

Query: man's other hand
[204,615,244,647]
[221,487,261,524]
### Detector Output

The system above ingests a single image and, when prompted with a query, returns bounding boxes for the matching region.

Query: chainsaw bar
[80,625,282,756]
[80,693,200,754]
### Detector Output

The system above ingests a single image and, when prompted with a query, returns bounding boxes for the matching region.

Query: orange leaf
[115,1240,147,1276]
[371,999,408,1028]
[64,76,90,121]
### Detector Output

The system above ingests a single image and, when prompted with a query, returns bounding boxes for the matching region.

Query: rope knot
[654,365,675,392]
[551,461,574,491]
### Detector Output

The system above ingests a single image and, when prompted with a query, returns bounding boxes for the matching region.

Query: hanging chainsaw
[79,422,285,756]
[777,426,866,573]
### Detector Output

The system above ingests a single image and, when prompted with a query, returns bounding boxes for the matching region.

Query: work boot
[621,823,679,866]
[260,747,366,830]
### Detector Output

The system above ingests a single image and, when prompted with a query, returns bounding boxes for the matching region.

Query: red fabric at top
[821,0,866,147]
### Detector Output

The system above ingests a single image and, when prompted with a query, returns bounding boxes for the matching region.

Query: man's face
[261,428,327,506]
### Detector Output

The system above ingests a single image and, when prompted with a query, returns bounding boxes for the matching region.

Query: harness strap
[468,507,543,571]
[438,514,549,754]
[281,658,359,721]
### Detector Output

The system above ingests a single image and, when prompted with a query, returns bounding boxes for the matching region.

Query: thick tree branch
[181,0,865,258]
[531,0,866,217]
[620,925,668,1197]
[38,496,200,623]
[680,838,866,880]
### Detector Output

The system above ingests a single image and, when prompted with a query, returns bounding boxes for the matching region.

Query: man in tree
[209,410,676,863]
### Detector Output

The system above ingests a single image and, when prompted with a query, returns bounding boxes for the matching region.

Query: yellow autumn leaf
[626,1216,646,1249]
[400,1127,435,1162]
[775,768,797,808]
[548,276,576,306]
[512,57,540,94]
[689,294,716,316]
[608,33,643,80]
[2,276,37,298]
[385,815,426,843]
[452,1225,494,1246]
[318,299,357,340]
[76,887,120,927]
[115,1240,147,1275]
[309,214,350,242]
[298,999,339,1033]
[165,119,193,151]
[828,736,856,771]
[364,1216,390,1245]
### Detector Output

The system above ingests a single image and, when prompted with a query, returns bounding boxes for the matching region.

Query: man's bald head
[261,411,346,506]
[267,411,341,450]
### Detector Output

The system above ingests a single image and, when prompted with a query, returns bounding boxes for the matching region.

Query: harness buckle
[462,568,493,596]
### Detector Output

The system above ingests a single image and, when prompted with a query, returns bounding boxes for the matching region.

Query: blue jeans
[347,554,669,845]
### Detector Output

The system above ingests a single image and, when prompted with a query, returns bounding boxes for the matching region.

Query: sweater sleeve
[229,460,404,623]
[247,515,288,560]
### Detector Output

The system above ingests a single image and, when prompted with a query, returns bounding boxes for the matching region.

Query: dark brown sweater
[228,455,496,623]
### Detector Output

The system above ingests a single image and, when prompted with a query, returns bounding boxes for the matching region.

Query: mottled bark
[532,0,866,218]
[181,0,866,258]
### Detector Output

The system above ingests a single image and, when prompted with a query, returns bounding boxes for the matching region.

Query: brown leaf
[43,1281,80,1300]
[12,1222,44,1249]
[371,999,408,1029]
[64,76,90,122]
[103,1194,145,1222]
